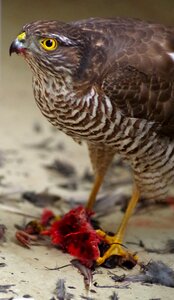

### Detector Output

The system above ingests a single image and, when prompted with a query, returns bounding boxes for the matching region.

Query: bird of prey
[10,17,174,265]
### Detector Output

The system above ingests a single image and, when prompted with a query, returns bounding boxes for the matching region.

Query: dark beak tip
[9,41,17,56]
[9,43,14,56]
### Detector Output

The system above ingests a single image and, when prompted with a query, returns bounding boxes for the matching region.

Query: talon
[96,230,138,268]
[16,230,38,248]
[96,229,122,245]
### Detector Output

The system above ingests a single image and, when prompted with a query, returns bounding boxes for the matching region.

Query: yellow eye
[40,38,58,51]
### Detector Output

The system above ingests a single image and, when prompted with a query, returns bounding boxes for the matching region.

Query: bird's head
[9,20,106,84]
[9,20,88,78]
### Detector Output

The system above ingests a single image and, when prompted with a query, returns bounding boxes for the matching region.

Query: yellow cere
[17,32,26,41]
[40,38,58,51]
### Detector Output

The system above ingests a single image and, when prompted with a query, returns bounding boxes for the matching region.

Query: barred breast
[33,73,174,201]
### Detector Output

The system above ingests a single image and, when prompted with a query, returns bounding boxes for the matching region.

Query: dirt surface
[1,1,174,299]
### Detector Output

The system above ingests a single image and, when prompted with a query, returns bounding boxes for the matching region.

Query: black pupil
[45,39,53,47]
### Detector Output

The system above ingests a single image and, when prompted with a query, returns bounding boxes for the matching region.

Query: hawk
[10,17,174,265]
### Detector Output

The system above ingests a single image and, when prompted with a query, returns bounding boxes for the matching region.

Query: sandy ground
[1,1,174,299]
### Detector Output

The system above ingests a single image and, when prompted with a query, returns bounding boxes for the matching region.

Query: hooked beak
[9,32,27,56]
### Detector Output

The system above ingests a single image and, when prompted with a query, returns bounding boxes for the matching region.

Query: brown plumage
[10,17,174,265]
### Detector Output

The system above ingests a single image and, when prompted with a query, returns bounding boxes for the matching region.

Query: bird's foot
[96,229,138,268]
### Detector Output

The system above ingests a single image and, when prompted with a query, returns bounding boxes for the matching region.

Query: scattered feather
[0,224,7,242]
[22,191,61,207]
[11,297,34,300]
[33,122,42,133]
[134,239,174,254]
[111,260,174,288]
[58,180,78,190]
[109,292,119,300]
[0,150,6,167]
[45,264,71,271]
[0,284,15,293]
[163,239,174,253]
[9,295,34,300]
[24,137,53,150]
[109,272,126,282]
[71,259,93,290]
[93,193,129,216]
[45,159,76,177]
[139,261,174,287]
[54,279,73,300]
[55,279,66,300]
[153,239,174,254]
[94,282,129,289]
[81,169,94,183]
[0,262,7,267]
[80,296,95,300]
[0,204,38,219]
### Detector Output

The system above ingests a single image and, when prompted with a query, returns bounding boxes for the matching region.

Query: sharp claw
[96,229,138,268]
[16,230,38,248]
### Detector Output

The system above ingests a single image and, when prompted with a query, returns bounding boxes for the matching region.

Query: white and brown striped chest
[32,74,115,139]
[32,73,156,160]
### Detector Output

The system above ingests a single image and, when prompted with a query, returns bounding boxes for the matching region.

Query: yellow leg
[86,174,105,210]
[97,186,140,265]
